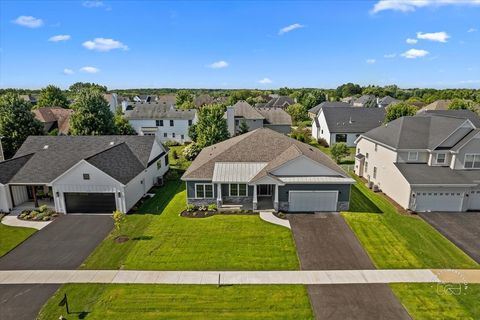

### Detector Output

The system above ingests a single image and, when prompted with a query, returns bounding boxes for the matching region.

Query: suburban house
[377,96,399,108]
[225,101,292,135]
[353,95,375,107]
[416,109,480,127]
[33,107,74,135]
[355,113,480,212]
[418,99,451,112]
[0,136,169,214]
[133,95,157,103]
[20,94,38,105]
[193,94,227,108]
[312,106,385,147]
[308,101,351,119]
[262,96,295,109]
[182,128,354,212]
[127,102,198,143]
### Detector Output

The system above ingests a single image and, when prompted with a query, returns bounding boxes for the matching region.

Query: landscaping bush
[290,126,312,143]
[183,143,201,161]
[331,142,350,163]
[18,207,58,221]
[317,137,329,147]
[164,140,181,147]
[186,204,197,212]
[207,203,217,211]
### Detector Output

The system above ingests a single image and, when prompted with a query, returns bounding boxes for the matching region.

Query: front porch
[9,184,55,213]
[217,183,279,212]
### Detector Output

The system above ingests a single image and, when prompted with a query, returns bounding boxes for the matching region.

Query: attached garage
[468,190,480,210]
[64,192,116,213]
[414,191,465,212]
[289,191,338,212]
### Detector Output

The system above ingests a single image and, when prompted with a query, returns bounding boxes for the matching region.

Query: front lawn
[349,184,382,213]
[38,284,313,320]
[0,222,36,257]
[391,283,480,320]
[343,177,478,269]
[82,179,299,270]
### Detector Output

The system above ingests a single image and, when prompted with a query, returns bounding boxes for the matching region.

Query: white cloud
[82,1,105,8]
[258,77,273,84]
[406,38,418,44]
[366,59,376,64]
[82,38,128,51]
[459,79,480,84]
[49,35,71,42]
[278,23,305,35]
[401,48,429,59]
[207,60,229,69]
[63,68,74,75]
[13,16,43,28]
[467,28,477,32]
[371,0,480,14]
[384,53,397,58]
[80,66,99,73]
[417,31,450,43]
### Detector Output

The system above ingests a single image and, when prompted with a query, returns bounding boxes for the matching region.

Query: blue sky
[1,0,479,89]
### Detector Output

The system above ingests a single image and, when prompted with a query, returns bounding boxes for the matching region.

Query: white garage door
[289,191,338,212]
[414,191,464,212]
[468,190,480,210]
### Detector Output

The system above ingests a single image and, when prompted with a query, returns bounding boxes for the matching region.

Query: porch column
[216,184,222,207]
[32,185,39,208]
[274,184,279,212]
[253,185,257,210]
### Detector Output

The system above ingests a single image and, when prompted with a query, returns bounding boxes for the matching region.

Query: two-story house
[355,113,480,212]
[126,102,198,143]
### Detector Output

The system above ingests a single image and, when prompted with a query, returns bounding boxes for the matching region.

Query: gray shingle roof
[10,136,157,184]
[322,107,385,133]
[308,101,351,115]
[395,163,480,185]
[182,128,348,181]
[416,109,480,128]
[418,100,451,112]
[126,102,197,120]
[378,96,398,107]
[232,101,265,120]
[354,95,375,105]
[0,154,33,184]
[263,96,294,109]
[256,108,292,125]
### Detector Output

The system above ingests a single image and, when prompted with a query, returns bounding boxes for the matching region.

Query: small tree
[70,89,116,135]
[384,102,417,123]
[114,114,136,135]
[195,104,229,148]
[286,103,309,125]
[37,85,69,108]
[183,143,201,161]
[238,119,249,134]
[112,210,126,232]
[330,143,349,163]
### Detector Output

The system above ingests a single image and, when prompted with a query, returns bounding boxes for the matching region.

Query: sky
[1,0,479,90]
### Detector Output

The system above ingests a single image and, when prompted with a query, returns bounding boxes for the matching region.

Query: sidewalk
[1,269,479,285]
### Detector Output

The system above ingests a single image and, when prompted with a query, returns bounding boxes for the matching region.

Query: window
[373,167,377,179]
[170,120,174,127]
[172,133,176,138]
[408,152,419,161]
[83,173,90,180]
[156,120,163,126]
[188,120,192,126]
[235,120,239,126]
[364,161,368,173]
[436,153,446,164]
[366,153,369,159]
[157,159,162,169]
[163,133,167,138]
[357,148,360,154]
[195,184,213,199]
[229,184,247,197]
[321,130,323,134]
[165,155,169,166]
[335,134,347,143]
[465,154,480,168]
[181,134,184,140]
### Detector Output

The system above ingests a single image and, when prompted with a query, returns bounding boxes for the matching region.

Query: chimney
[226,106,235,137]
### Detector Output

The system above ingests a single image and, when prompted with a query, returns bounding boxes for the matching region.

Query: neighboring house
[157,94,177,107]
[307,101,351,119]
[416,109,480,128]
[0,136,169,214]
[33,107,74,135]
[353,95,375,107]
[377,96,399,108]
[182,128,354,212]
[340,97,354,104]
[193,94,227,108]
[418,99,451,112]
[19,94,38,105]
[103,93,119,114]
[133,95,157,103]
[224,101,292,135]
[312,106,385,147]
[262,96,295,109]
[355,114,480,212]
[127,102,198,143]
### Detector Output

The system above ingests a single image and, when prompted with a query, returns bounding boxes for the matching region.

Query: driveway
[0,215,112,320]
[419,212,480,263]
[289,213,410,320]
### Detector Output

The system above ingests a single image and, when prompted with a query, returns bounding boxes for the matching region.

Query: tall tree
[336,83,362,98]
[286,103,309,125]
[194,104,229,147]
[69,89,116,135]
[114,114,136,135]
[0,93,44,159]
[36,85,69,108]
[238,119,250,134]
[448,99,477,112]
[176,90,194,108]
[384,102,417,123]
[69,82,107,96]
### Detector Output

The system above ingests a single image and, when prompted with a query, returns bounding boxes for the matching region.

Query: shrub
[38,204,48,213]
[331,142,350,163]
[112,210,126,231]
[199,205,208,212]
[183,143,201,161]
[317,138,329,147]
[164,140,181,147]
[172,149,179,159]
[186,204,197,212]
[207,203,217,211]
[290,126,312,143]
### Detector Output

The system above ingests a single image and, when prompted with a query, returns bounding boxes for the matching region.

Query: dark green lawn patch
[348,184,382,213]
[38,284,313,320]
[0,223,36,257]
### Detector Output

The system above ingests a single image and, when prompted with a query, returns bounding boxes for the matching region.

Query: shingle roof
[10,136,157,184]
[263,96,294,109]
[182,128,348,181]
[378,96,398,107]
[32,107,73,134]
[232,101,265,120]
[256,107,292,125]
[0,154,33,184]
[451,129,480,152]
[395,163,480,186]
[322,107,385,133]
[126,102,197,120]
[308,101,351,115]
[354,95,375,105]
[419,99,451,112]
[416,109,480,128]
[362,116,469,150]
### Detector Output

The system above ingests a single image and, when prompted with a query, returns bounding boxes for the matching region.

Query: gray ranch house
[181,128,354,212]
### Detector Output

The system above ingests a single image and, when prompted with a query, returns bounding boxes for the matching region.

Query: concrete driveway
[289,213,410,320]
[420,212,480,263]
[0,215,112,320]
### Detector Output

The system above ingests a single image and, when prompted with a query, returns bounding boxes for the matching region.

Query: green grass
[0,222,36,257]
[391,283,480,320]
[349,184,382,213]
[317,145,356,164]
[82,179,299,270]
[168,145,191,170]
[343,176,478,269]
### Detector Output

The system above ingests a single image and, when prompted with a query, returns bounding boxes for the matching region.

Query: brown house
[33,107,73,135]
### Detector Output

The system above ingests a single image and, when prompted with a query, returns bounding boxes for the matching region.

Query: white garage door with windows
[468,189,480,210]
[414,190,464,212]
[289,191,338,212]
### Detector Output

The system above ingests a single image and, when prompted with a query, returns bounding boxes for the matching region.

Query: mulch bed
[180,210,256,218]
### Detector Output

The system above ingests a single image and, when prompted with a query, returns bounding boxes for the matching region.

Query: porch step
[219,204,243,212]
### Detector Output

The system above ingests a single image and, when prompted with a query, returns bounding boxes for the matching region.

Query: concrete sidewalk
[1,269,479,285]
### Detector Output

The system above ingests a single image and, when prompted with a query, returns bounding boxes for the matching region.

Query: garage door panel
[469,190,480,210]
[289,191,337,212]
[414,191,464,212]
[64,193,116,213]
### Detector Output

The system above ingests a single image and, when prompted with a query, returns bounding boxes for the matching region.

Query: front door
[257,185,273,196]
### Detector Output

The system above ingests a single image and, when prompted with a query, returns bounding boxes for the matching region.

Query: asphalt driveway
[289,213,410,320]
[0,214,112,320]
[420,212,480,263]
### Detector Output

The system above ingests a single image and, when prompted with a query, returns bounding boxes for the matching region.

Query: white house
[0,136,169,214]
[126,102,198,143]
[312,106,385,147]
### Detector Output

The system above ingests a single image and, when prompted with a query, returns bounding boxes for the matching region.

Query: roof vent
[109,141,115,146]
[43,145,49,149]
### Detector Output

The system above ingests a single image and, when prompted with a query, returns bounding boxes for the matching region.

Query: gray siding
[221,184,254,197]
[186,181,217,199]
[278,184,351,202]
[264,124,292,135]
